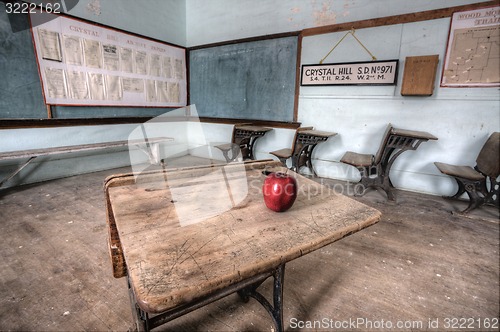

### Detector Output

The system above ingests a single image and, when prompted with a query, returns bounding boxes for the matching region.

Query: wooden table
[293,129,337,176]
[104,160,381,331]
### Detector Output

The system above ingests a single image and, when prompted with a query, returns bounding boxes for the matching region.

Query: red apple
[262,171,297,212]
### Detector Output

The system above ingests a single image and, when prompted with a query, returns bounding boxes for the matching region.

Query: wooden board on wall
[30,11,187,108]
[401,55,439,96]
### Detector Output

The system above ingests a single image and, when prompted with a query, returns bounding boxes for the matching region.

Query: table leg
[237,264,285,332]
[0,156,36,189]
[128,278,149,332]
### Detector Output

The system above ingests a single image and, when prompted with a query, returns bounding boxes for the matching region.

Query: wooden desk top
[235,125,273,133]
[298,129,337,138]
[105,160,381,314]
[392,128,438,141]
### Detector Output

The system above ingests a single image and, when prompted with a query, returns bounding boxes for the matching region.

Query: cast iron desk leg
[246,136,259,160]
[292,144,317,176]
[306,144,320,177]
[238,263,285,332]
[243,132,268,160]
[378,135,427,200]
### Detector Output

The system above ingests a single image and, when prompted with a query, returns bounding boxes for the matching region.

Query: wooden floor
[0,156,498,331]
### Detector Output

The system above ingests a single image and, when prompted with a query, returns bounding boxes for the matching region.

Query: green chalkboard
[189,36,298,122]
[0,9,46,119]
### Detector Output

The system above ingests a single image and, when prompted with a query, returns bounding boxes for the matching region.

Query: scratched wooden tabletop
[105,160,381,314]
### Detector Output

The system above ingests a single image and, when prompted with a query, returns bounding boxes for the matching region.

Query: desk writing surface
[298,130,337,138]
[236,125,273,133]
[106,161,381,314]
[392,128,438,141]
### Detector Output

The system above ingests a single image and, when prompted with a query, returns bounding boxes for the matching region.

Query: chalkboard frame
[188,32,300,123]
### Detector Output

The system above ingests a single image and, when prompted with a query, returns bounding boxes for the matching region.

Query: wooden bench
[214,123,272,162]
[434,132,499,214]
[0,137,173,189]
[270,126,336,176]
[340,124,438,200]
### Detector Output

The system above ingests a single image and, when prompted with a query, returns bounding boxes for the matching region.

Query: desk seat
[434,163,485,181]
[340,151,373,167]
[340,124,437,200]
[268,148,292,160]
[434,132,499,214]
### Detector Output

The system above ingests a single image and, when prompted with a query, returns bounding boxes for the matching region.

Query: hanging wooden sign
[301,60,398,86]
[401,55,439,96]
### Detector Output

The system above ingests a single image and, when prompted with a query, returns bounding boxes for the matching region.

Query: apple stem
[262,170,273,176]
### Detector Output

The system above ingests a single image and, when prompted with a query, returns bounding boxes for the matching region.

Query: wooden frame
[401,55,439,96]
[29,10,188,107]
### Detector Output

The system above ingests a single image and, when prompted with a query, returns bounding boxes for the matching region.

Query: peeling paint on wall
[311,0,337,27]
[288,6,302,28]
[342,0,353,18]
[86,0,101,16]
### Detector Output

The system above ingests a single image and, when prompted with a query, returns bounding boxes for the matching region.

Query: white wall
[65,0,186,46]
[186,0,486,46]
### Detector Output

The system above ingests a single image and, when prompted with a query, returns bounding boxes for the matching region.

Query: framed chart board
[441,5,500,87]
[29,10,187,107]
